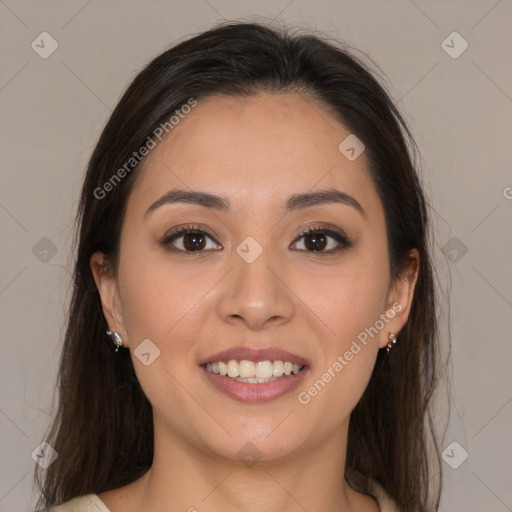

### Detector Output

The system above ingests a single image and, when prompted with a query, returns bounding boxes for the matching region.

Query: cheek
[116,245,225,407]
[116,250,215,430]
[295,282,386,426]
[299,248,390,346]
[296,344,377,439]
[118,244,211,344]
[293,250,389,414]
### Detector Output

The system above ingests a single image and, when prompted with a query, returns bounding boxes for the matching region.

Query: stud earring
[106,330,123,352]
[386,332,397,353]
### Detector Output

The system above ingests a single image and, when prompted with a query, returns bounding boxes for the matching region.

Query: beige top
[46,480,398,511]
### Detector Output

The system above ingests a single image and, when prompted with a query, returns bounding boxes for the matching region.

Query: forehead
[126,93,382,219]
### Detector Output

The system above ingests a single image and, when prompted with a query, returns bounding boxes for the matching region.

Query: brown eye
[162,226,221,253]
[291,226,351,254]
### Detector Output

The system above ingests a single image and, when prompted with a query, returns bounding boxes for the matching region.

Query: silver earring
[386,332,397,353]
[106,330,123,352]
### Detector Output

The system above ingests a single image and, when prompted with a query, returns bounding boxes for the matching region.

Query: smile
[200,359,309,402]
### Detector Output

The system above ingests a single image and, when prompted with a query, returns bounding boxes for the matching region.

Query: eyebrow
[144,187,365,219]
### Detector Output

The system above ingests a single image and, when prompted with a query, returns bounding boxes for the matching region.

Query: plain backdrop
[0,1,511,511]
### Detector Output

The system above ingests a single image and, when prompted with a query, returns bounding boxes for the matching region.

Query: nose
[216,243,296,331]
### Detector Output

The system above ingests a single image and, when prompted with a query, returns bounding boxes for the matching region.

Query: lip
[199,346,310,366]
[200,365,310,403]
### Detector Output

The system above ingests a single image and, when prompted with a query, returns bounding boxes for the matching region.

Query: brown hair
[35,21,445,511]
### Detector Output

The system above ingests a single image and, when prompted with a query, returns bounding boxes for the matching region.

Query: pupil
[184,233,206,251]
[305,233,326,251]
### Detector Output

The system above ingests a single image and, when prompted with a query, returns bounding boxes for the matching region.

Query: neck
[115,423,379,512]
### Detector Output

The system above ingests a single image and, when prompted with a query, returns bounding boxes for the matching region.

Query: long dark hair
[35,21,445,511]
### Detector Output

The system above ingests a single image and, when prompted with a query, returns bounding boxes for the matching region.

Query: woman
[35,21,444,512]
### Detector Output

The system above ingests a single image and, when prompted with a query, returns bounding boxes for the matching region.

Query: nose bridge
[216,234,295,328]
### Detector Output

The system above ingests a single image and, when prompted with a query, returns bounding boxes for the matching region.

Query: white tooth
[227,360,239,378]
[273,360,285,377]
[239,360,256,378]
[218,361,227,376]
[212,359,301,379]
[235,376,279,383]
[255,360,273,379]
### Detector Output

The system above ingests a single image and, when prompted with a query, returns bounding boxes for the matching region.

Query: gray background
[1,1,511,511]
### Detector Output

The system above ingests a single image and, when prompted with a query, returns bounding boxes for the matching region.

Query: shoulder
[42,494,111,512]
[367,480,400,512]
[347,471,400,512]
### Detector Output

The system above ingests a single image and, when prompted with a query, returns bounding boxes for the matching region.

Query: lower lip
[200,366,309,403]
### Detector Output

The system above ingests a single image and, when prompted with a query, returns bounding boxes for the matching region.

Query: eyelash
[161,223,352,256]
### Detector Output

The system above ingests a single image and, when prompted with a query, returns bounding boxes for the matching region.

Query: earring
[106,330,123,352]
[386,332,397,353]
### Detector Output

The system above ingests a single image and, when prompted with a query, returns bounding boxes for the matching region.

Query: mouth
[199,347,310,403]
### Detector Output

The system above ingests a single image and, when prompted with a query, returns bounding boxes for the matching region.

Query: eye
[290,225,351,255]
[161,223,351,255]
[161,225,222,253]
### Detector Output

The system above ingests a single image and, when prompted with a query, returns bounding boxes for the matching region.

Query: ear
[90,251,130,347]
[378,248,420,349]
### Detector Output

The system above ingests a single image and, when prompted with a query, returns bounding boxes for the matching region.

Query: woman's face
[92,93,418,464]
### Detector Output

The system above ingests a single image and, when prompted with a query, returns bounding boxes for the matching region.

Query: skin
[90,92,419,512]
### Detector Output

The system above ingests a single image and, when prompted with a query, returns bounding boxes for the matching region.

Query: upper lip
[200,346,309,366]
